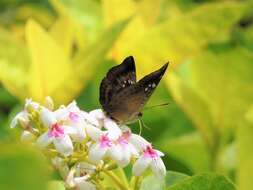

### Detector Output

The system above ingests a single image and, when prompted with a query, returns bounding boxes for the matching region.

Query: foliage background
[0,0,253,190]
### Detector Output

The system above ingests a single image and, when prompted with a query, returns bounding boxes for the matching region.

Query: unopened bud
[105,163,118,170]
[65,167,76,189]
[20,131,36,142]
[45,96,54,110]
[18,117,29,129]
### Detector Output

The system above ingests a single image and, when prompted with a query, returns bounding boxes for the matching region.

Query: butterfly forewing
[99,56,169,124]
[106,63,168,123]
[99,56,136,111]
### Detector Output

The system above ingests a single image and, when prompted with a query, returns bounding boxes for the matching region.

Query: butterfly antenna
[143,102,170,111]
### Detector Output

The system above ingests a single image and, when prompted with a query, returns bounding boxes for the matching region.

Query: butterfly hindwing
[99,56,136,112]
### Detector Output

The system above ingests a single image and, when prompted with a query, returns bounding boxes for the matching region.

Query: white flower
[11,98,40,129]
[65,166,96,190]
[53,101,88,142]
[114,131,139,167]
[133,145,166,179]
[89,109,121,139]
[36,108,74,157]
[88,129,122,164]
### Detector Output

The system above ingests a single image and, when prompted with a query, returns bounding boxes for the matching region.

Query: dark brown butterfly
[99,56,169,124]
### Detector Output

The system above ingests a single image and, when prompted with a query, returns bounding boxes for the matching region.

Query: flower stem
[134,177,140,190]
[130,176,141,190]
[103,170,129,190]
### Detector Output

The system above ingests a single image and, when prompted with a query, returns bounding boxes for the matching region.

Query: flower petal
[156,150,165,157]
[89,109,105,120]
[53,135,73,157]
[107,144,122,162]
[104,118,121,140]
[133,156,152,176]
[128,143,139,157]
[117,147,131,167]
[20,130,36,142]
[10,111,28,128]
[41,108,57,127]
[74,177,96,190]
[88,143,107,164]
[89,109,105,127]
[76,162,96,176]
[150,157,166,179]
[54,107,68,121]
[129,134,150,152]
[82,111,99,126]
[25,98,40,111]
[66,101,80,111]
[62,125,77,135]
[62,124,86,142]
[36,132,53,148]
[86,125,103,141]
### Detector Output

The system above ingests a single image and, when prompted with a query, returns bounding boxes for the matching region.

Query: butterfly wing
[99,56,136,114]
[102,62,169,124]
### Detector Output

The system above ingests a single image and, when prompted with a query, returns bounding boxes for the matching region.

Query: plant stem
[131,176,141,190]
[103,170,129,190]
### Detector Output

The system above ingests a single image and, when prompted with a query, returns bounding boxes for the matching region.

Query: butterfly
[99,56,169,124]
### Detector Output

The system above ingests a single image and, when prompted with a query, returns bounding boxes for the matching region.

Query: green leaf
[140,174,166,190]
[168,173,235,190]
[47,180,65,190]
[237,107,253,190]
[51,0,103,41]
[159,133,211,173]
[166,45,253,167]
[166,171,189,187]
[140,171,189,190]
[0,143,50,190]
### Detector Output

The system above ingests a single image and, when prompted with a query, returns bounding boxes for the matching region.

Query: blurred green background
[0,0,253,190]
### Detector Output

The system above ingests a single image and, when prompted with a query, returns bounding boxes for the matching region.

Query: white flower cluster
[11,97,166,190]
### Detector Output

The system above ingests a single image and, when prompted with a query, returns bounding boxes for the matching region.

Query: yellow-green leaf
[0,29,30,100]
[109,1,247,77]
[0,143,50,190]
[51,18,130,104]
[26,19,72,103]
[159,133,211,173]
[237,107,253,190]
[168,173,235,190]
[50,16,75,57]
